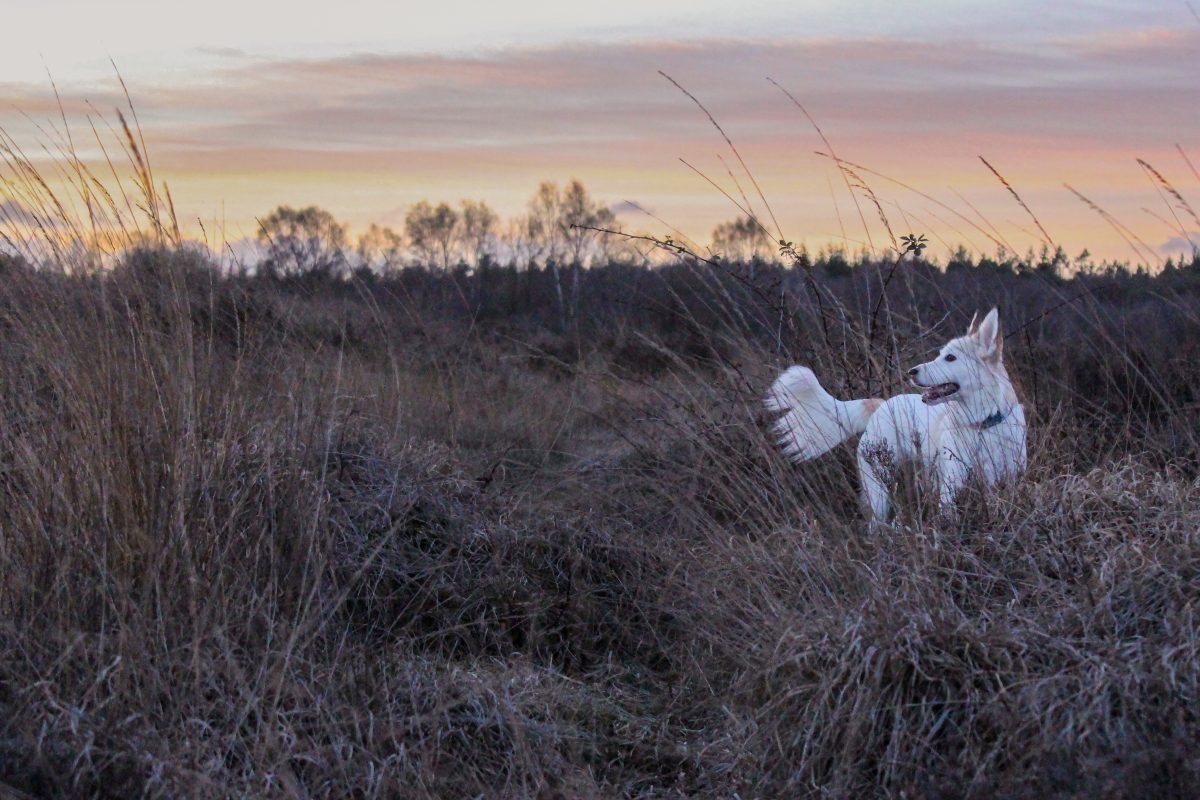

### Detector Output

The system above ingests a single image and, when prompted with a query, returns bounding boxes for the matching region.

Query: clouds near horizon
[0,23,1197,261]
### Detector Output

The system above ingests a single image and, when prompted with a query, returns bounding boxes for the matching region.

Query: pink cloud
[0,30,1196,261]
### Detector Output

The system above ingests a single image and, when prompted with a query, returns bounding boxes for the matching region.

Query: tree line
[256,179,622,278]
[254,176,1175,298]
[254,178,780,277]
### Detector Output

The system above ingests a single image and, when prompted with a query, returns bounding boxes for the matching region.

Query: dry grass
[0,88,1199,798]
[0,243,1194,798]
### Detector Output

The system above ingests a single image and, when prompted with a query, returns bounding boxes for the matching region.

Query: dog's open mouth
[920,382,960,404]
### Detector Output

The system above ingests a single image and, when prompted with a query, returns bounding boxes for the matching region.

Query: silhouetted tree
[525,182,566,266]
[711,216,770,262]
[561,180,615,262]
[502,217,538,270]
[559,179,615,320]
[257,205,348,278]
[523,179,615,328]
[459,199,497,267]
[405,201,459,270]
[356,224,405,273]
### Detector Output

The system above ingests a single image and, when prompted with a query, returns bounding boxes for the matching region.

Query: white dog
[765,309,1027,522]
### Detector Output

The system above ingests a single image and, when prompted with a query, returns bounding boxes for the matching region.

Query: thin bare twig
[1065,184,1161,266]
[571,223,835,353]
[659,71,784,243]
[815,152,1007,252]
[1177,144,1200,183]
[1138,158,1200,233]
[768,77,876,256]
[979,156,1056,250]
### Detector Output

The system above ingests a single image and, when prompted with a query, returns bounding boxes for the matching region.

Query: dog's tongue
[921,382,959,404]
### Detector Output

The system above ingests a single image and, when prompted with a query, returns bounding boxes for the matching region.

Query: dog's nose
[907,367,918,378]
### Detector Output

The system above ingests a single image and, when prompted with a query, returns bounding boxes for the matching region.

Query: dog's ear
[967,310,980,335]
[975,307,1002,360]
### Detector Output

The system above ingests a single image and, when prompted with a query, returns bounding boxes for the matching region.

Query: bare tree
[256,205,348,278]
[525,181,567,265]
[405,201,460,270]
[459,199,497,267]
[523,179,615,328]
[355,223,405,273]
[711,216,771,262]
[524,182,569,327]
[501,216,538,269]
[560,180,615,264]
[558,179,615,321]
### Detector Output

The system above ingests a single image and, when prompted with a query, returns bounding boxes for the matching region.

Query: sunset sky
[2,1,1198,263]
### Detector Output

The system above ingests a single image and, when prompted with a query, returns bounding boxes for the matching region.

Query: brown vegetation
[0,245,1197,797]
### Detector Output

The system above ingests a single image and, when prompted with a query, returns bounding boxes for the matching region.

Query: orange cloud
[0,30,1197,262]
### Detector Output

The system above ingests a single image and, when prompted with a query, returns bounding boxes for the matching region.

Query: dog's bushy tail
[765,366,882,462]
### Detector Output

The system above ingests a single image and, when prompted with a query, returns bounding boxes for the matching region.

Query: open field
[0,248,1197,797]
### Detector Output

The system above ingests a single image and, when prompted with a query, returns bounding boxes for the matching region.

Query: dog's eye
[944,354,957,362]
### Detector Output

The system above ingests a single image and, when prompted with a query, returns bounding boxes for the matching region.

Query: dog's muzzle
[909,367,959,405]
[919,382,960,404]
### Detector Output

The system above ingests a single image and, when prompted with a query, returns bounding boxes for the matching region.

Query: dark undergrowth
[0,247,1197,797]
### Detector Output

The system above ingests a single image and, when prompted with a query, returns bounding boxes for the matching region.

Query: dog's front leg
[861,465,892,524]
[937,447,969,517]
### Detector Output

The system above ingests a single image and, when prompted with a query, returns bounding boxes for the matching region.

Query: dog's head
[908,308,1004,405]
